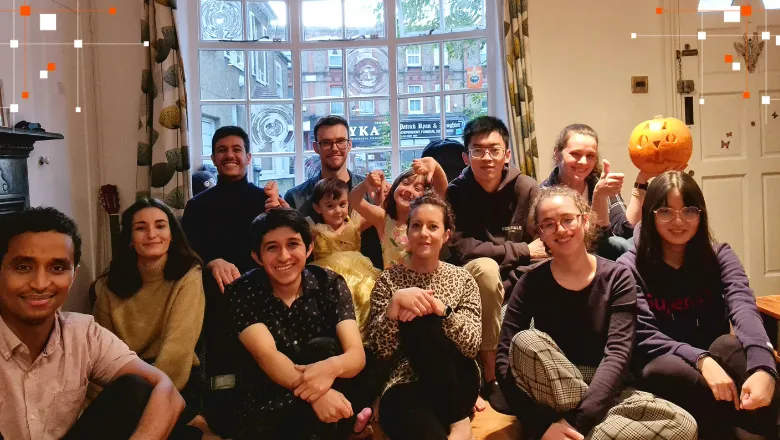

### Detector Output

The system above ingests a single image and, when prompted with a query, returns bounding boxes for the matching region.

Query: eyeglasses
[469,147,507,160]
[654,206,701,223]
[314,138,351,151]
[538,214,583,236]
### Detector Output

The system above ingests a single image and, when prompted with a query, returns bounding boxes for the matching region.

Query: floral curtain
[503,0,539,179]
[137,0,191,212]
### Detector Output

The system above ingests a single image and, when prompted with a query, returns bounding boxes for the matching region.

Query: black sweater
[181,175,268,274]
[497,257,637,437]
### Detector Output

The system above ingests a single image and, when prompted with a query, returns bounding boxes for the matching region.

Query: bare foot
[448,417,473,440]
[473,396,487,412]
[352,407,373,435]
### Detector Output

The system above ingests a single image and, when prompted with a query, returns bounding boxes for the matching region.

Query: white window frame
[275,61,284,96]
[406,45,421,67]
[201,116,217,156]
[190,0,498,185]
[433,45,449,67]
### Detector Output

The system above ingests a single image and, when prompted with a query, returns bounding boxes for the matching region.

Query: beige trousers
[464,257,504,351]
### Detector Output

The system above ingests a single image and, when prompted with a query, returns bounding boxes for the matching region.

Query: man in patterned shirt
[226,208,376,439]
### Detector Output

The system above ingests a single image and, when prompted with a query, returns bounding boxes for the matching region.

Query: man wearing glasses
[284,115,383,269]
[446,116,548,414]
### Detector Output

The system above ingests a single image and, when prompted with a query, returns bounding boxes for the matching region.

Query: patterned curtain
[503,0,539,179]
[137,0,191,213]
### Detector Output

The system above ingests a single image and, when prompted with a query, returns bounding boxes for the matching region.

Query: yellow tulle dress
[310,213,379,336]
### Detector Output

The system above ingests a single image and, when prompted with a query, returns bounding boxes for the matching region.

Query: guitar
[98,185,121,258]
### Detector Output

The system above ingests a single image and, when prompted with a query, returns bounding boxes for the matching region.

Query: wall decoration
[725,132,732,137]
[721,140,730,149]
[734,32,764,73]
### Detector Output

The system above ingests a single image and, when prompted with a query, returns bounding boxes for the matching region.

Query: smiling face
[314,123,351,173]
[537,195,589,257]
[212,135,251,181]
[131,207,172,262]
[464,130,511,185]
[0,231,75,331]
[408,204,451,260]
[313,192,349,230]
[252,226,313,290]
[389,173,426,212]
[556,133,598,187]
[654,188,699,247]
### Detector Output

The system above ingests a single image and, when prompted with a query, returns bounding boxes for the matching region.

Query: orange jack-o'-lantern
[628,115,692,175]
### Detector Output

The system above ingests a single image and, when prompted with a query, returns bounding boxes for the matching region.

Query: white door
[675,0,780,296]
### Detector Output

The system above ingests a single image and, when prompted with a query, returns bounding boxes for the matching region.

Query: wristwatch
[634,181,649,190]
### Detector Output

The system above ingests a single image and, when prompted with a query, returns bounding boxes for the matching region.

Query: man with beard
[285,116,382,268]
[181,125,281,436]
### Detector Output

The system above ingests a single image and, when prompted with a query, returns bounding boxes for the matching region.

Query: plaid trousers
[509,330,698,440]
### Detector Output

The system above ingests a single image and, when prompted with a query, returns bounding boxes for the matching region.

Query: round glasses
[314,138,350,151]
[469,147,507,160]
[653,206,701,223]
[538,214,582,236]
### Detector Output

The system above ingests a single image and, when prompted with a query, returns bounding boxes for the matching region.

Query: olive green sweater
[93,258,205,390]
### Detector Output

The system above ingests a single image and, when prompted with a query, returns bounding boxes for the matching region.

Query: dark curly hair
[312,177,349,205]
[408,193,456,232]
[528,185,598,254]
[0,207,82,266]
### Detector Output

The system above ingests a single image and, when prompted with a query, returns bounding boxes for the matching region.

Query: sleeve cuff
[746,345,778,377]
[675,344,708,366]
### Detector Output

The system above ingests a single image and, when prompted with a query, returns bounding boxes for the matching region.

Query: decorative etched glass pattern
[201,0,243,41]
[444,0,485,30]
[347,47,389,97]
[302,0,343,41]
[251,104,295,153]
[345,0,385,39]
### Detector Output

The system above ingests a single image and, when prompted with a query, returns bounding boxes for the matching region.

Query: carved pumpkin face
[628,116,692,175]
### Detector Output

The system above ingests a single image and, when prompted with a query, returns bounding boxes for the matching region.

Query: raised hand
[412,157,438,183]
[366,170,386,191]
[593,159,624,198]
[207,258,241,293]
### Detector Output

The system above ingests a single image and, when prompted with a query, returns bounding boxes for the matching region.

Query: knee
[509,329,552,359]
[639,355,702,393]
[466,258,504,302]
[710,334,743,358]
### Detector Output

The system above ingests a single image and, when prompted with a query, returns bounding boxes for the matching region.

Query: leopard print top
[367,262,482,394]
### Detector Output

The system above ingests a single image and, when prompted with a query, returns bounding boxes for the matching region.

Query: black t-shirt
[227,265,356,418]
[497,256,637,436]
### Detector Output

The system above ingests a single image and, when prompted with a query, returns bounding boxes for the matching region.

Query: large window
[193,0,491,195]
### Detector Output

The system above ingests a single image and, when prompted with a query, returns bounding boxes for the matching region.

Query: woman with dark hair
[93,198,205,417]
[541,124,632,260]
[497,186,696,440]
[368,194,482,440]
[617,171,777,440]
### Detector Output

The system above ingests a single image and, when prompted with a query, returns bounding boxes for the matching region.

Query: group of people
[0,114,776,440]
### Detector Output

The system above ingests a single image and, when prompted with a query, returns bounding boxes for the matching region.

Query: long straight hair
[105,198,202,298]
[636,171,718,278]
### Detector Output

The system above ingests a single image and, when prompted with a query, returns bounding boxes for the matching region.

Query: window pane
[346,47,390,98]
[200,104,248,155]
[349,99,390,148]
[398,0,440,37]
[249,51,292,99]
[349,151,391,178]
[444,39,487,91]
[201,0,244,41]
[345,0,385,39]
[200,50,246,100]
[302,101,345,151]
[400,148,424,172]
[247,2,288,41]
[302,0,343,41]
[446,92,487,144]
[397,44,440,93]
[301,50,345,99]
[304,155,322,180]
[399,97,442,146]
[444,0,485,31]
[250,104,295,153]
[253,156,295,196]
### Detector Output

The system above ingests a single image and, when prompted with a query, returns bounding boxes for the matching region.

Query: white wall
[528,0,675,199]
[0,0,101,313]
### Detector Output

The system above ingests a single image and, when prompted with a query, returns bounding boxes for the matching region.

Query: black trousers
[236,337,384,440]
[378,316,480,440]
[638,334,777,440]
[61,374,202,440]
